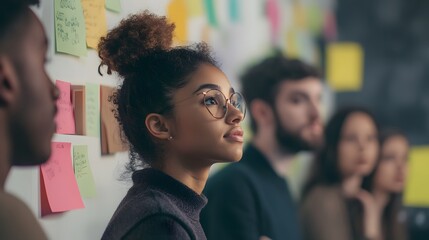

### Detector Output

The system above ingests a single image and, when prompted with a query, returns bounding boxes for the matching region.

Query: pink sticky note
[55,80,76,134]
[323,10,337,41]
[267,0,280,42]
[40,142,84,216]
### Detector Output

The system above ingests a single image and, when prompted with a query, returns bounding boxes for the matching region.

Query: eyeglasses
[198,89,246,119]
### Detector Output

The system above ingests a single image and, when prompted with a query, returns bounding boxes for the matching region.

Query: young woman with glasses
[99,11,246,240]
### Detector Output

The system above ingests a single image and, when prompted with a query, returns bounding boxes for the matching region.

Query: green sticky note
[73,145,96,198]
[204,0,217,27]
[105,0,121,13]
[229,0,239,22]
[308,5,323,34]
[54,0,87,57]
[85,83,100,137]
[187,0,203,17]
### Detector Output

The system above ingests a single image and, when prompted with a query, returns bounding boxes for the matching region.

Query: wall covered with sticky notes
[4,0,329,239]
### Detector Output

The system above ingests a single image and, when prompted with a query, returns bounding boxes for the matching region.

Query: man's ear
[249,99,275,128]
[0,56,19,107]
[145,113,172,141]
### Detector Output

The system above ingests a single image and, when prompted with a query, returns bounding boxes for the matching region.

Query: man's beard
[274,112,320,154]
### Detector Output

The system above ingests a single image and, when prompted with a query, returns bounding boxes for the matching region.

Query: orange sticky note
[82,0,107,49]
[293,3,306,28]
[55,80,76,134]
[40,142,84,216]
[167,0,188,44]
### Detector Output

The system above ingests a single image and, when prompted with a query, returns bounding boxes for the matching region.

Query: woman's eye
[204,97,218,105]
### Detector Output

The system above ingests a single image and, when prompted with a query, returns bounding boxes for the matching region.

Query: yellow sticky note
[187,0,203,17]
[404,146,429,207]
[326,42,364,91]
[285,30,299,59]
[82,0,108,49]
[167,0,188,44]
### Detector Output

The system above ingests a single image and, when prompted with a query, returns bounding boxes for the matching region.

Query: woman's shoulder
[123,213,193,240]
[102,188,185,239]
[301,185,345,209]
[306,185,342,198]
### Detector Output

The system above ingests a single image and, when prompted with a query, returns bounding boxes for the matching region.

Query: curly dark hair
[98,11,218,172]
[240,54,321,133]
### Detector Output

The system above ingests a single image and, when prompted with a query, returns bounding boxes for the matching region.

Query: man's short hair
[240,54,321,132]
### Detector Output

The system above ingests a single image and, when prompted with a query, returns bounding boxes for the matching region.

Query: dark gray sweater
[102,168,207,240]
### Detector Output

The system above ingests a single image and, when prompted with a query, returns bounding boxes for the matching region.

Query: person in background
[301,107,380,240]
[201,55,324,240]
[0,0,59,239]
[360,129,410,240]
[99,11,246,240]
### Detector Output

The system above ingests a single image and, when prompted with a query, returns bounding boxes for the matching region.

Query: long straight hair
[362,129,409,240]
[302,106,380,240]
[302,106,379,197]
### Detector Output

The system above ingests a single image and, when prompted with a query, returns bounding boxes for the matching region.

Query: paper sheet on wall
[55,80,76,134]
[100,85,128,154]
[54,0,87,57]
[404,146,429,207]
[187,0,203,17]
[40,142,84,216]
[204,0,217,27]
[293,3,306,28]
[323,10,337,41]
[326,42,364,91]
[82,0,107,49]
[71,85,85,135]
[285,30,299,59]
[308,5,323,34]
[229,0,239,23]
[267,0,280,42]
[85,83,100,137]
[73,145,96,198]
[167,0,188,44]
[105,0,121,13]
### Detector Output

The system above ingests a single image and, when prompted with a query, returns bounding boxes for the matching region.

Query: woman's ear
[145,113,172,141]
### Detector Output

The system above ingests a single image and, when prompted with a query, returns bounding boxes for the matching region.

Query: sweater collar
[132,168,208,220]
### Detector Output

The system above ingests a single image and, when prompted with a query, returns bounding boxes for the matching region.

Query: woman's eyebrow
[193,83,221,94]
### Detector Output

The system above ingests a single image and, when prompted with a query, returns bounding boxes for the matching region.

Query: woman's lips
[224,128,244,143]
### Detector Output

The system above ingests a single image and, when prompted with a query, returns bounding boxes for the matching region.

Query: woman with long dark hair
[301,107,380,240]
[360,129,409,240]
